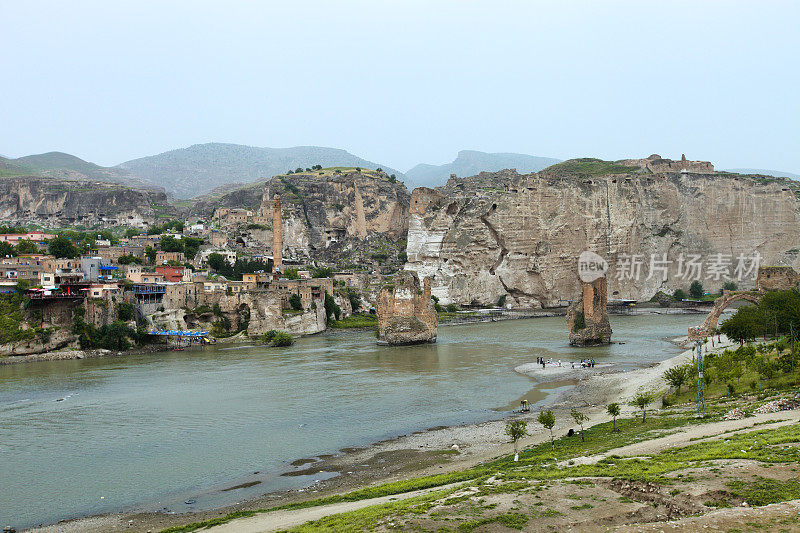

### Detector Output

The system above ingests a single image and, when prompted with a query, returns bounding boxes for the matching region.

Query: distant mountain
[10,151,159,190]
[115,143,404,199]
[725,168,800,180]
[0,155,38,177]
[404,150,562,188]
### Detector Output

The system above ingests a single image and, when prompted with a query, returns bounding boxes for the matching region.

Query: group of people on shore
[536,356,596,370]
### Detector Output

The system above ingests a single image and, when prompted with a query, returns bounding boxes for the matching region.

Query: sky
[1,0,798,174]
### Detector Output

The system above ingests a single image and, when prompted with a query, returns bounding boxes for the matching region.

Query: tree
[207,253,227,272]
[48,236,79,258]
[312,266,334,278]
[505,420,528,461]
[160,235,184,253]
[722,281,738,292]
[673,288,687,301]
[15,239,38,254]
[607,403,621,432]
[324,292,341,323]
[346,288,361,312]
[124,227,139,238]
[0,241,17,258]
[570,409,589,442]
[144,246,157,264]
[631,392,653,422]
[689,280,704,299]
[537,410,556,451]
[663,365,688,394]
[289,293,303,310]
[720,305,763,344]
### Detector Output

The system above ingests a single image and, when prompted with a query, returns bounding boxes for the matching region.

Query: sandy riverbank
[25,334,734,533]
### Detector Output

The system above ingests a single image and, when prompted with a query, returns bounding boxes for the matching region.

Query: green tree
[260,330,278,344]
[505,420,528,461]
[0,241,17,257]
[631,392,653,422]
[346,288,361,312]
[283,267,299,280]
[289,293,303,310]
[15,239,38,254]
[722,281,738,292]
[160,235,184,253]
[312,266,334,278]
[48,236,79,258]
[117,302,135,321]
[144,246,157,264]
[663,365,688,394]
[689,280,704,299]
[207,253,227,272]
[570,408,589,442]
[124,227,139,238]
[607,403,621,432]
[720,305,764,344]
[673,288,687,301]
[324,292,341,323]
[537,410,556,451]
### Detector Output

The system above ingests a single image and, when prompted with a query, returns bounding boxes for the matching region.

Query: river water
[0,314,702,529]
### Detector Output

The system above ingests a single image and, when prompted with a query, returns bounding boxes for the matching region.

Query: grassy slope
[160,385,800,532]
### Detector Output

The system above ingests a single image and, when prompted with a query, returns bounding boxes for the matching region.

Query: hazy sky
[1,1,798,173]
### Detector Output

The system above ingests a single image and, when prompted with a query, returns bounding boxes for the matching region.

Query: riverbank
[0,343,170,366]
[24,330,731,533]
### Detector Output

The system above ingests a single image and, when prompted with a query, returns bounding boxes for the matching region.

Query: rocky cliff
[405,156,800,307]
[195,168,411,267]
[0,176,174,228]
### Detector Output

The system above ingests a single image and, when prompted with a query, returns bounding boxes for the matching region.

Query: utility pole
[696,339,705,417]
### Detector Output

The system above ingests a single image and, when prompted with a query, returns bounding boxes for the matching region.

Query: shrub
[445,303,459,313]
[117,302,135,321]
[271,331,294,347]
[673,288,687,301]
[260,330,277,344]
[573,311,586,331]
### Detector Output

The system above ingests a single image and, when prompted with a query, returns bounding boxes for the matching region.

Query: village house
[0,231,56,245]
[155,265,185,283]
[155,251,185,265]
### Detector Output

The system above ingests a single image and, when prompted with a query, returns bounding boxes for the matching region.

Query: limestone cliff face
[406,160,800,307]
[197,169,410,265]
[0,176,174,228]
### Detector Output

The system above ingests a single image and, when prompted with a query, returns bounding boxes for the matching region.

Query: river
[0,314,702,529]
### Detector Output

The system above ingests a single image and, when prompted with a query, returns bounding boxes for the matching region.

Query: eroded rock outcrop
[376,271,437,345]
[0,176,173,228]
[567,276,612,346]
[405,156,800,306]
[193,169,410,266]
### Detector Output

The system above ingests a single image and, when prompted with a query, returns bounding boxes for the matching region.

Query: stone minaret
[272,194,283,272]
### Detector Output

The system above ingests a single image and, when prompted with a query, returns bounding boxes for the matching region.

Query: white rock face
[405,168,800,307]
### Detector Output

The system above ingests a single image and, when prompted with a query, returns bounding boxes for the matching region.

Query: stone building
[566,275,612,346]
[376,271,437,345]
[756,266,800,291]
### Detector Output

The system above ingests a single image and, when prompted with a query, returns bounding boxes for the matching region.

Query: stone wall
[376,271,437,345]
[756,266,800,291]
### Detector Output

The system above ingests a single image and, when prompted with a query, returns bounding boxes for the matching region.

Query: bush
[573,311,586,331]
[722,281,738,292]
[673,288,687,301]
[445,303,459,313]
[260,330,277,344]
[117,302,135,321]
[271,331,294,347]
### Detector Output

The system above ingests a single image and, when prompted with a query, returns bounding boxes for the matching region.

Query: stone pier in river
[376,271,438,345]
[567,275,612,346]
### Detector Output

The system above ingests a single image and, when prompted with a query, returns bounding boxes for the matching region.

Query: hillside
[725,168,800,179]
[116,143,404,199]
[0,155,38,177]
[10,151,161,190]
[404,149,561,188]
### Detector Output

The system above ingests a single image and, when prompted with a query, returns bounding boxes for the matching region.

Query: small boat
[172,347,185,352]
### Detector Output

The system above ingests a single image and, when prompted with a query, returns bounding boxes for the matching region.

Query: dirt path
[565,409,799,466]
[204,482,467,533]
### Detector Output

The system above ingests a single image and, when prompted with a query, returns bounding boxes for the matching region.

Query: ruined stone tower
[376,271,438,345]
[272,194,283,272]
[566,275,612,346]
